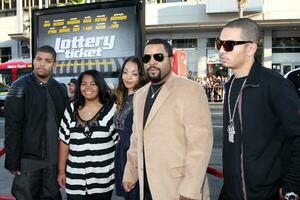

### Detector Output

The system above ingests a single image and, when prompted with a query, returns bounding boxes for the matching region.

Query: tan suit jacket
[123,73,213,200]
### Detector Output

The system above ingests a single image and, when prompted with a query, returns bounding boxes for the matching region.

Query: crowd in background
[187,71,229,102]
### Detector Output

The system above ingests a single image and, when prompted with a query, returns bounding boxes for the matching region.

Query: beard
[147,70,162,83]
[146,64,173,83]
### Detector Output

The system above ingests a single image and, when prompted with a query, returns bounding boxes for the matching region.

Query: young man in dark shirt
[217,18,300,200]
[4,45,68,200]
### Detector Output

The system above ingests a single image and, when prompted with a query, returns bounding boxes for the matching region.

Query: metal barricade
[0,148,15,200]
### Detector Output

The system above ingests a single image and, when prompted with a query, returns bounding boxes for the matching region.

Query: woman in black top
[113,57,147,200]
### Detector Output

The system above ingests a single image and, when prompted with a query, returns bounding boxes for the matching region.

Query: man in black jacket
[285,67,300,99]
[4,45,68,200]
[217,18,300,200]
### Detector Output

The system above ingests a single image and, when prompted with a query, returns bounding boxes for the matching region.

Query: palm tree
[237,0,247,18]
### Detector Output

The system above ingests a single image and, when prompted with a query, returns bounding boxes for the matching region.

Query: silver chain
[228,77,247,123]
[150,84,163,99]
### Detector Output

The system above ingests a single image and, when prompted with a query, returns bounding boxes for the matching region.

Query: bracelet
[58,172,66,175]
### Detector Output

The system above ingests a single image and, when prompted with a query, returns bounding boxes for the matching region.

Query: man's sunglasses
[142,53,170,63]
[215,39,253,52]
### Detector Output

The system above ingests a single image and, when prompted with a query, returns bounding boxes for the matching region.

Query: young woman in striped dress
[57,70,117,200]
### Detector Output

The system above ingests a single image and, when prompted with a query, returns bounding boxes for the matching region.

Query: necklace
[227,77,247,143]
[84,103,102,118]
[150,84,162,99]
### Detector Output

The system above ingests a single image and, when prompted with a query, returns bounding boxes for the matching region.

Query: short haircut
[224,18,260,44]
[145,38,173,57]
[36,45,57,62]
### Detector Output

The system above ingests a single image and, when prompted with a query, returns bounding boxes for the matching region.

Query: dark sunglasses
[215,39,253,52]
[142,53,169,63]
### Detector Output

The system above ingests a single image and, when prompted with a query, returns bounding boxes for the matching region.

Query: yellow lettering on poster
[59,28,70,33]
[95,17,107,22]
[67,20,81,25]
[53,21,64,26]
[83,26,93,31]
[110,23,119,29]
[44,23,51,28]
[110,15,127,21]
[56,61,112,67]
[73,27,80,32]
[83,18,92,23]
[48,29,57,34]
[96,25,106,30]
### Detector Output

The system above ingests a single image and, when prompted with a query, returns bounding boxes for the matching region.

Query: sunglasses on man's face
[142,53,169,63]
[215,39,253,52]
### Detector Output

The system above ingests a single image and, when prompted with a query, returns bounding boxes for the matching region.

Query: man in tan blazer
[123,38,213,200]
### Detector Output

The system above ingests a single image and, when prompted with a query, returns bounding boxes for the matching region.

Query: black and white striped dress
[59,101,117,196]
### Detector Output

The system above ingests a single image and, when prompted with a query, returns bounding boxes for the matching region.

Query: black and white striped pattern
[53,57,126,76]
[59,102,118,196]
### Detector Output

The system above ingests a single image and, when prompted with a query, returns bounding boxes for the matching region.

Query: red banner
[0,62,32,70]
[172,50,187,77]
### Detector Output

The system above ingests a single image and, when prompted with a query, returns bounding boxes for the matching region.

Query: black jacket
[220,61,300,199]
[4,72,68,171]
[286,68,300,98]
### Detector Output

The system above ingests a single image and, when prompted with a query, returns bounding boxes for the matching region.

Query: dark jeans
[67,191,112,200]
[144,168,153,200]
[11,165,62,200]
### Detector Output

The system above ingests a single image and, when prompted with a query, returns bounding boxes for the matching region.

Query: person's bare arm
[57,140,69,187]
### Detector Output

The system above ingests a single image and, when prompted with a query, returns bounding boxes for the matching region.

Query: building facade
[1,0,300,84]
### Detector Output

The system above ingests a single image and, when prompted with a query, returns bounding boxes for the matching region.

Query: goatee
[147,71,161,83]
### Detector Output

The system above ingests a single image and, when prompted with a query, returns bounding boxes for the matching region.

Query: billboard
[32,0,144,78]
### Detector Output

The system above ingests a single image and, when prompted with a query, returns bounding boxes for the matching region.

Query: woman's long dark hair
[74,70,114,110]
[115,56,148,112]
